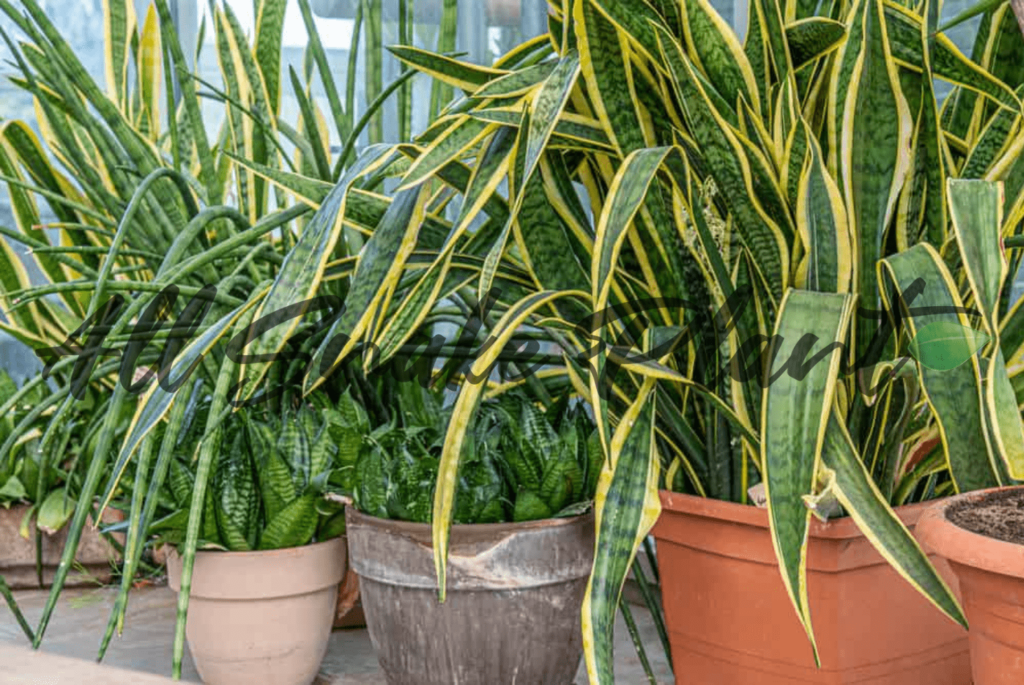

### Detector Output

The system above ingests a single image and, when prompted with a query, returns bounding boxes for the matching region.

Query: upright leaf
[582,381,661,685]
[880,245,1001,492]
[838,0,913,355]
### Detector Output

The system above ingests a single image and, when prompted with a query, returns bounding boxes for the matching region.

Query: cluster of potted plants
[0,370,129,593]
[2,0,1024,684]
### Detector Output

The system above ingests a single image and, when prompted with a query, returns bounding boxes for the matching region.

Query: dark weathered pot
[345,507,594,685]
[652,491,969,684]
[917,486,1024,685]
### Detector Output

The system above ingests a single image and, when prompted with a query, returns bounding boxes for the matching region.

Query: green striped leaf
[839,0,913,355]
[400,117,495,191]
[447,126,516,249]
[244,147,388,396]
[786,17,848,68]
[947,179,1024,481]
[521,52,580,189]
[227,151,333,206]
[962,88,1022,179]
[795,121,852,293]
[656,24,789,301]
[582,380,661,685]
[388,45,507,92]
[988,130,1024,230]
[259,494,318,550]
[470,108,614,151]
[681,0,760,112]
[577,0,647,155]
[820,412,966,627]
[762,289,856,662]
[880,244,1001,492]
[948,179,1006,333]
[102,0,134,107]
[588,0,669,62]
[473,61,558,98]
[309,185,430,390]
[884,1,1022,112]
[744,0,772,113]
[516,158,590,298]
[432,291,586,600]
[980,3,1024,100]
[254,0,288,115]
[213,442,257,552]
[592,147,672,311]
[370,254,461,367]
[986,351,1024,480]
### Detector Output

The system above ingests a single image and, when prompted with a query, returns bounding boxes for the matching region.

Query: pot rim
[345,505,595,589]
[916,485,1024,579]
[167,533,345,562]
[167,535,347,599]
[658,489,933,539]
[345,504,593,536]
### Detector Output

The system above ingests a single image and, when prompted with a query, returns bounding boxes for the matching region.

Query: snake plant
[335,374,601,524]
[149,401,347,552]
[0,0,442,676]
[0,369,132,564]
[219,0,1024,680]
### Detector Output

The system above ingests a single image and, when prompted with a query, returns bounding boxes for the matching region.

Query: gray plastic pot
[346,507,595,685]
[167,536,346,685]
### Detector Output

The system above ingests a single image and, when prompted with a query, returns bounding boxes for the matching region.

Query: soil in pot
[167,536,345,685]
[345,507,594,685]
[946,488,1024,543]
[918,487,1024,685]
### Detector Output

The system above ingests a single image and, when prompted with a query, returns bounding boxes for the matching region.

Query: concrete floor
[0,584,674,684]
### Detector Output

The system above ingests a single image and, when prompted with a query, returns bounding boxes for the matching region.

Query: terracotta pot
[917,486,1024,685]
[345,507,594,685]
[333,563,366,629]
[0,504,122,589]
[652,491,969,684]
[167,536,345,685]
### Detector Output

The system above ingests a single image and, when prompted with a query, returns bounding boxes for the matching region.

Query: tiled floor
[0,584,674,684]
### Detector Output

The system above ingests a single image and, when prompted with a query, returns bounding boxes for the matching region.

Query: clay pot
[652,491,969,684]
[917,486,1024,685]
[166,536,346,685]
[0,504,122,589]
[345,507,594,685]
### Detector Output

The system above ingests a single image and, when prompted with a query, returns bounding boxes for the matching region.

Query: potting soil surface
[947,489,1024,545]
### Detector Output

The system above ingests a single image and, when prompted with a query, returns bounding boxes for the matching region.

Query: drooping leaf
[762,290,856,663]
